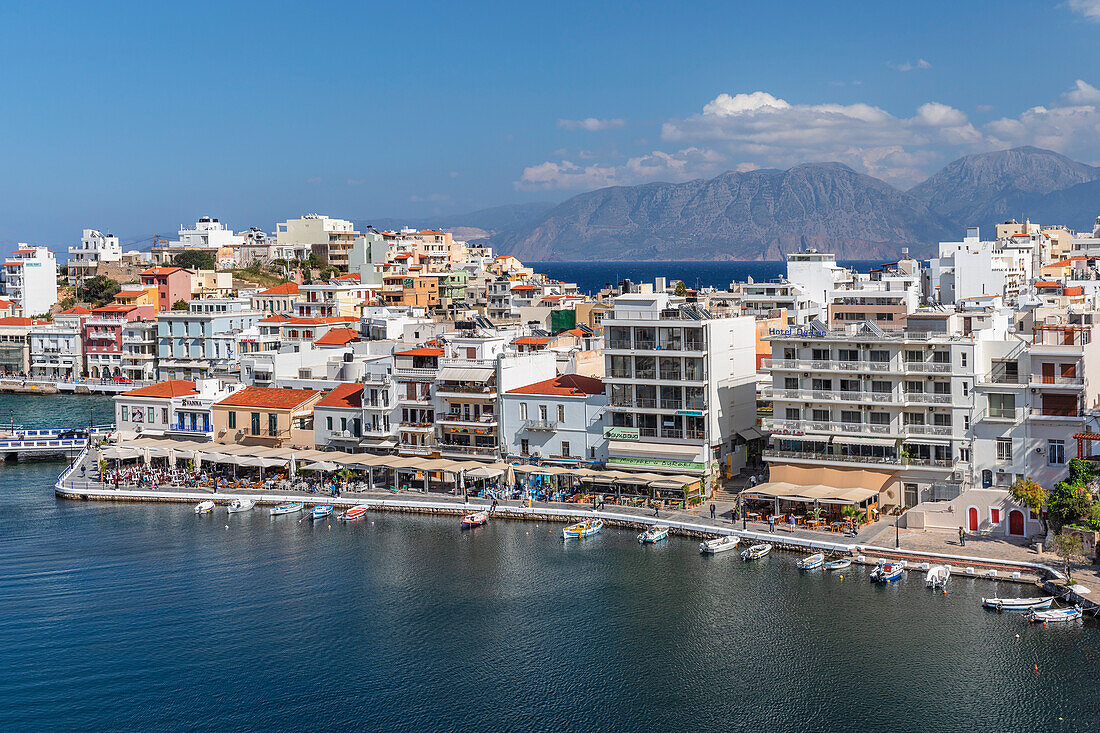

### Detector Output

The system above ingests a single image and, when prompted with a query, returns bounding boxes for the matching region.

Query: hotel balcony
[523,419,560,431]
[397,392,432,405]
[1029,409,1082,422]
[607,396,706,412]
[1028,376,1084,389]
[437,413,497,428]
[762,387,951,406]
[763,447,903,468]
[399,422,435,433]
[436,384,496,399]
[979,408,1023,424]
[394,367,438,379]
[435,443,499,459]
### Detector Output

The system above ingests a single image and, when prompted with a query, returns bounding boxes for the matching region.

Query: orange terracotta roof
[394,347,443,357]
[512,285,535,291]
[0,317,38,326]
[316,382,363,409]
[1064,286,1084,296]
[335,273,360,281]
[92,304,140,313]
[417,230,445,235]
[514,337,551,346]
[216,386,320,410]
[1034,280,1062,288]
[314,328,360,346]
[1047,257,1087,268]
[564,328,586,337]
[258,314,292,324]
[140,267,185,276]
[258,282,300,296]
[393,253,412,259]
[507,374,605,397]
[115,290,149,298]
[58,306,91,315]
[0,299,15,308]
[122,379,197,398]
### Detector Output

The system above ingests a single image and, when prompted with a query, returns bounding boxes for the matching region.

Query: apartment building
[212,386,321,448]
[736,280,821,324]
[603,293,757,481]
[156,299,262,380]
[83,304,155,379]
[294,282,371,319]
[0,317,44,374]
[121,321,159,382]
[501,374,607,464]
[381,274,439,309]
[928,227,1035,304]
[275,214,359,267]
[152,217,244,267]
[1,246,58,317]
[250,282,300,314]
[140,267,193,311]
[393,347,443,456]
[29,307,89,380]
[67,229,122,284]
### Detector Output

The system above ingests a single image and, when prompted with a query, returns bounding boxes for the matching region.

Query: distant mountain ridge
[364,146,1100,261]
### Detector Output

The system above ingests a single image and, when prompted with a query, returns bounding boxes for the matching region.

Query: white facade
[928,227,1034,304]
[152,217,244,266]
[500,376,608,464]
[29,316,84,380]
[67,229,122,283]
[1,246,58,317]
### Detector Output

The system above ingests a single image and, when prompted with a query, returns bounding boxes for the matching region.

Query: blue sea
[529,260,881,294]
[1,400,1098,731]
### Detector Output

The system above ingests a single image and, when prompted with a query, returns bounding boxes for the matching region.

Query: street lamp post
[895,520,900,549]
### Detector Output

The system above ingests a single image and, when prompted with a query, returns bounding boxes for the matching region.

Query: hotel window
[869,350,889,363]
[875,313,894,322]
[840,410,861,424]
[959,447,971,462]
[811,409,830,422]
[904,380,923,394]
[1048,439,1066,465]
[811,348,830,361]
[520,438,529,455]
[931,351,949,364]
[557,405,565,423]
[811,378,832,391]
[996,438,1012,462]
[838,349,858,362]
[784,377,798,390]
[520,403,528,420]
[871,380,891,394]
[785,408,801,420]
[904,350,923,363]
[539,405,548,421]
[268,414,277,435]
[869,412,890,425]
[251,412,260,435]
[932,381,950,395]
[903,412,925,426]
[933,413,952,427]
[561,441,570,457]
[838,379,860,392]
[988,393,1015,419]
[228,411,236,429]
[327,417,333,430]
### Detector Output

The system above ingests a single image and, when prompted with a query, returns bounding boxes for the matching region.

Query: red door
[1009,510,1025,536]
[968,507,979,532]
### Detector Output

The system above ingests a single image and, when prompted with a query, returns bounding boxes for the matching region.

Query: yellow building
[114,287,159,310]
[212,386,322,448]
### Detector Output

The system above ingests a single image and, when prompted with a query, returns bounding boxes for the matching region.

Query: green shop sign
[608,456,705,471]
[603,426,640,440]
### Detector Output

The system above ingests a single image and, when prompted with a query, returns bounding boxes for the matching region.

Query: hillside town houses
[5,211,1100,537]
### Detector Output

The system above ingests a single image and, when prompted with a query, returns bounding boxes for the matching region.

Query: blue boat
[870,561,904,583]
[1029,606,1082,623]
[270,502,304,516]
[310,504,333,520]
[563,519,603,539]
[797,553,824,570]
[823,558,852,571]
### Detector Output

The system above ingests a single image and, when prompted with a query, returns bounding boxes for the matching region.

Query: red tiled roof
[394,347,443,357]
[58,306,92,315]
[417,230,445,235]
[393,253,412,259]
[335,273,360,281]
[216,386,320,410]
[564,328,586,337]
[115,290,149,298]
[1034,280,1062,288]
[140,267,186,276]
[122,379,197,398]
[1048,257,1087,268]
[514,337,551,346]
[0,317,38,326]
[258,314,292,324]
[1064,286,1084,296]
[314,328,360,346]
[258,282,300,296]
[92,304,139,313]
[512,285,535,291]
[316,382,363,409]
[507,374,605,397]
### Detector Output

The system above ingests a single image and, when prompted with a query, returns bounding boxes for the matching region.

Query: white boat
[797,552,825,570]
[1029,606,1083,623]
[925,565,950,588]
[310,504,333,520]
[341,505,368,521]
[562,519,603,539]
[638,525,670,543]
[227,498,255,513]
[741,543,772,561]
[700,535,740,554]
[982,596,1054,612]
[870,561,904,583]
[460,510,489,528]
[194,500,215,514]
[823,557,852,571]
[270,502,304,516]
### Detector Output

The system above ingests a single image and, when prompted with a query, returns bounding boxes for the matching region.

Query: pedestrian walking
[710,504,716,519]
[654,504,660,518]
[959,526,966,547]
[768,515,775,533]
[748,474,757,488]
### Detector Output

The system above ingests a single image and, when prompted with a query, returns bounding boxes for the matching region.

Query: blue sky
[2,0,1099,250]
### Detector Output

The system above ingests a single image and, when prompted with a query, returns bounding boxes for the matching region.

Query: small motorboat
[341,505,368,521]
[823,557,852,571]
[227,498,255,513]
[870,561,904,583]
[797,552,825,570]
[461,510,489,528]
[562,519,603,539]
[270,502,304,516]
[310,504,333,520]
[700,535,740,554]
[982,596,1054,612]
[925,565,950,588]
[741,543,772,561]
[194,500,215,514]
[638,525,670,543]
[1029,606,1083,624]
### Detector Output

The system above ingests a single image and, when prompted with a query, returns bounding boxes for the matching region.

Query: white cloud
[515,147,725,190]
[1064,79,1100,104]
[346,178,365,186]
[1067,0,1100,21]
[410,193,452,203]
[890,59,932,72]
[557,117,626,131]
[515,160,620,190]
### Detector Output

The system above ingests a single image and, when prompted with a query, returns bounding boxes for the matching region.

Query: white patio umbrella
[288,456,296,480]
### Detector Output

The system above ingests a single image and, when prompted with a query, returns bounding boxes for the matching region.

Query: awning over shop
[437,366,494,382]
[737,427,763,441]
[608,441,702,459]
[832,436,896,448]
[741,481,879,505]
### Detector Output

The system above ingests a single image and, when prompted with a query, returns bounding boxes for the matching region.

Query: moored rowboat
[461,510,489,528]
[310,504,333,520]
[341,505,368,521]
[638,525,670,543]
[270,502,304,516]
[1029,606,1082,623]
[797,553,825,570]
[741,543,772,561]
[823,557,852,571]
[870,561,904,583]
[562,519,603,539]
[227,498,255,513]
[925,565,950,588]
[700,535,740,554]
[982,596,1054,611]
[194,500,215,514]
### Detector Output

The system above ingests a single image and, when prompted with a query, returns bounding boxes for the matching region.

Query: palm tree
[841,505,864,528]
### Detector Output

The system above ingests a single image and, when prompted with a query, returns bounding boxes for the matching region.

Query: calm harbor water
[2,400,1099,731]
[529,260,880,295]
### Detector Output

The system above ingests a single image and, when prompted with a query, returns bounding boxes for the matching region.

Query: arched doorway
[1008,509,1025,536]
[967,506,979,532]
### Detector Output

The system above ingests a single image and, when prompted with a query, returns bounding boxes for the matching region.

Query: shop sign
[768,325,824,337]
[608,456,705,471]
[603,426,640,440]
[676,410,702,417]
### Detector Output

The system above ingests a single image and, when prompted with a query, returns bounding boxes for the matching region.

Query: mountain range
[392,147,1100,261]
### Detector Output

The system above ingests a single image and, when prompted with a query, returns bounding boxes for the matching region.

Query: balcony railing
[980,408,1023,423]
[435,443,499,458]
[763,448,903,467]
[903,424,953,436]
[1031,376,1084,387]
[1029,409,1081,420]
[523,419,560,431]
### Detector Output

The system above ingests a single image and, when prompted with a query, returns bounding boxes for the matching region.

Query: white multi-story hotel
[603,293,757,483]
[67,229,122,284]
[152,217,244,267]
[1,245,58,317]
[275,214,359,268]
[927,227,1037,304]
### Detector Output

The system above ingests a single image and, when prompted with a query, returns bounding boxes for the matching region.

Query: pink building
[140,267,192,311]
[83,304,155,379]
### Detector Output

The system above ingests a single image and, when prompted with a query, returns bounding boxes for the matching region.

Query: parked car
[58,429,89,439]
[112,376,134,384]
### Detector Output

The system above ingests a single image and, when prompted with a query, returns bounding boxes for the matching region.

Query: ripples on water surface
[0,396,1098,731]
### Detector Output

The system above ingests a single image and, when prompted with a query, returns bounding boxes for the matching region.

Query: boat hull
[797,553,825,570]
[983,596,1054,611]
[310,505,333,520]
[871,564,904,583]
[563,520,603,539]
[460,511,489,528]
[823,558,852,571]
[1029,606,1082,623]
[741,544,772,561]
[341,506,368,521]
[638,526,669,543]
[700,536,740,554]
[194,501,215,514]
[270,503,304,516]
[227,500,255,513]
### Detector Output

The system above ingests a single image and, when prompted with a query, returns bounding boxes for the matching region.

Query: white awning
[832,436,896,448]
[904,438,952,447]
[737,427,763,441]
[608,441,702,460]
[437,366,494,382]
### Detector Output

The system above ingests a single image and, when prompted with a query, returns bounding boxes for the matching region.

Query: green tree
[76,275,121,306]
[174,250,217,271]
[674,280,687,296]
[1047,480,1092,530]
[1068,457,1097,487]
[1053,532,1086,581]
[1009,477,1048,532]
[172,299,189,311]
